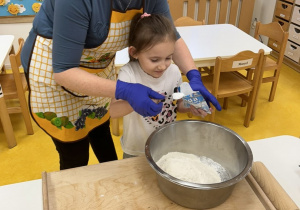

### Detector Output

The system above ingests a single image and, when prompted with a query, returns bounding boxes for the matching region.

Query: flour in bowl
[156,152,222,184]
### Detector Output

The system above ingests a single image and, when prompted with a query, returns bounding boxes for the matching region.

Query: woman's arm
[109,98,134,118]
[172,38,197,75]
[172,38,222,111]
[54,68,116,98]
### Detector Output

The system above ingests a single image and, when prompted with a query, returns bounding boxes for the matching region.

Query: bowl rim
[145,120,253,190]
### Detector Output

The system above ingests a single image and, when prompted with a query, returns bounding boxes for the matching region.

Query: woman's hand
[186,69,221,111]
[115,80,165,117]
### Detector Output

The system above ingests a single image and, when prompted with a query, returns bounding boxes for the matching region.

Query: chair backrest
[212,49,265,96]
[9,38,26,94]
[6,37,34,135]
[167,0,255,33]
[174,16,205,27]
[254,21,289,66]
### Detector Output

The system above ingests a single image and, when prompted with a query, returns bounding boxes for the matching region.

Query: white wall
[0,0,276,67]
[0,22,32,68]
[249,0,277,43]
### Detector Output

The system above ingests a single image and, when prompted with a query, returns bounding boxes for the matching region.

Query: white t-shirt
[118,61,182,156]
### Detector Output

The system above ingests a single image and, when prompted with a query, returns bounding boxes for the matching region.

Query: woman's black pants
[52,120,118,170]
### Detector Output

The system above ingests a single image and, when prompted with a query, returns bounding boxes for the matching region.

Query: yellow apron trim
[79,66,107,73]
[32,112,110,142]
[111,8,143,23]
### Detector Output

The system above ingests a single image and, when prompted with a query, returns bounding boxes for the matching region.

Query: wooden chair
[244,22,289,120]
[174,16,205,27]
[201,49,265,127]
[0,84,17,148]
[247,21,289,102]
[0,38,34,138]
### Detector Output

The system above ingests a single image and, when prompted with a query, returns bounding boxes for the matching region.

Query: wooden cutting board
[42,157,298,210]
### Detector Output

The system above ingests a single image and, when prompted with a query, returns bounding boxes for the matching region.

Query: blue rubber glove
[115,80,165,117]
[186,69,222,111]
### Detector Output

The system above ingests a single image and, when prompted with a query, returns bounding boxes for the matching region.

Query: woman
[21,0,221,170]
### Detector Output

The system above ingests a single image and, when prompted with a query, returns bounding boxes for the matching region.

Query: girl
[110,13,209,158]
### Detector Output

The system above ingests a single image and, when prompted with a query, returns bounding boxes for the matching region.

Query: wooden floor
[0,61,300,187]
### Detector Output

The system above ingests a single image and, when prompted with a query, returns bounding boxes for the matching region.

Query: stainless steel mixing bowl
[145,120,253,209]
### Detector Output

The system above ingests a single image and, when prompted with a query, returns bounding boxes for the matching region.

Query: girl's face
[131,40,175,78]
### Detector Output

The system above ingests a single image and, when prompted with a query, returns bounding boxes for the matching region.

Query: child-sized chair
[251,21,288,102]
[0,38,34,144]
[201,49,265,127]
[0,84,17,148]
[244,21,288,120]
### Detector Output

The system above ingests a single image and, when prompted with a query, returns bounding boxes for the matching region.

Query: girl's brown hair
[128,13,177,61]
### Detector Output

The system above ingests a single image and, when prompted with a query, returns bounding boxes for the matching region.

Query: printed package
[173,82,211,114]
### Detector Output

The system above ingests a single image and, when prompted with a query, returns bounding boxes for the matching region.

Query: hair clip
[141,12,151,18]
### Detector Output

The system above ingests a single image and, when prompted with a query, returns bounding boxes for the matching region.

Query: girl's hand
[189,105,212,118]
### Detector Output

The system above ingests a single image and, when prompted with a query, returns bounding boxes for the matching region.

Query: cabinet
[269,0,300,72]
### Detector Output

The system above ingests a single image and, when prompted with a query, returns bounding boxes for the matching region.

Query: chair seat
[248,56,277,71]
[263,56,277,71]
[0,73,27,99]
[202,72,253,98]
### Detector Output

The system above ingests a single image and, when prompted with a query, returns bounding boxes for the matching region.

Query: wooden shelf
[271,48,300,73]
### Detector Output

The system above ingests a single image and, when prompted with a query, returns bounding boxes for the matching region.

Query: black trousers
[52,120,118,170]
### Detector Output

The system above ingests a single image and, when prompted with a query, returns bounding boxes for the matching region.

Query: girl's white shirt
[118,61,182,156]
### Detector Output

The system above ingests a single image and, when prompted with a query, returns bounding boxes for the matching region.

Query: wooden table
[248,135,300,208]
[0,135,299,210]
[0,35,14,73]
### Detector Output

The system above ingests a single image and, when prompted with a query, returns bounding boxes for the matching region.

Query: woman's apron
[28,8,143,142]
